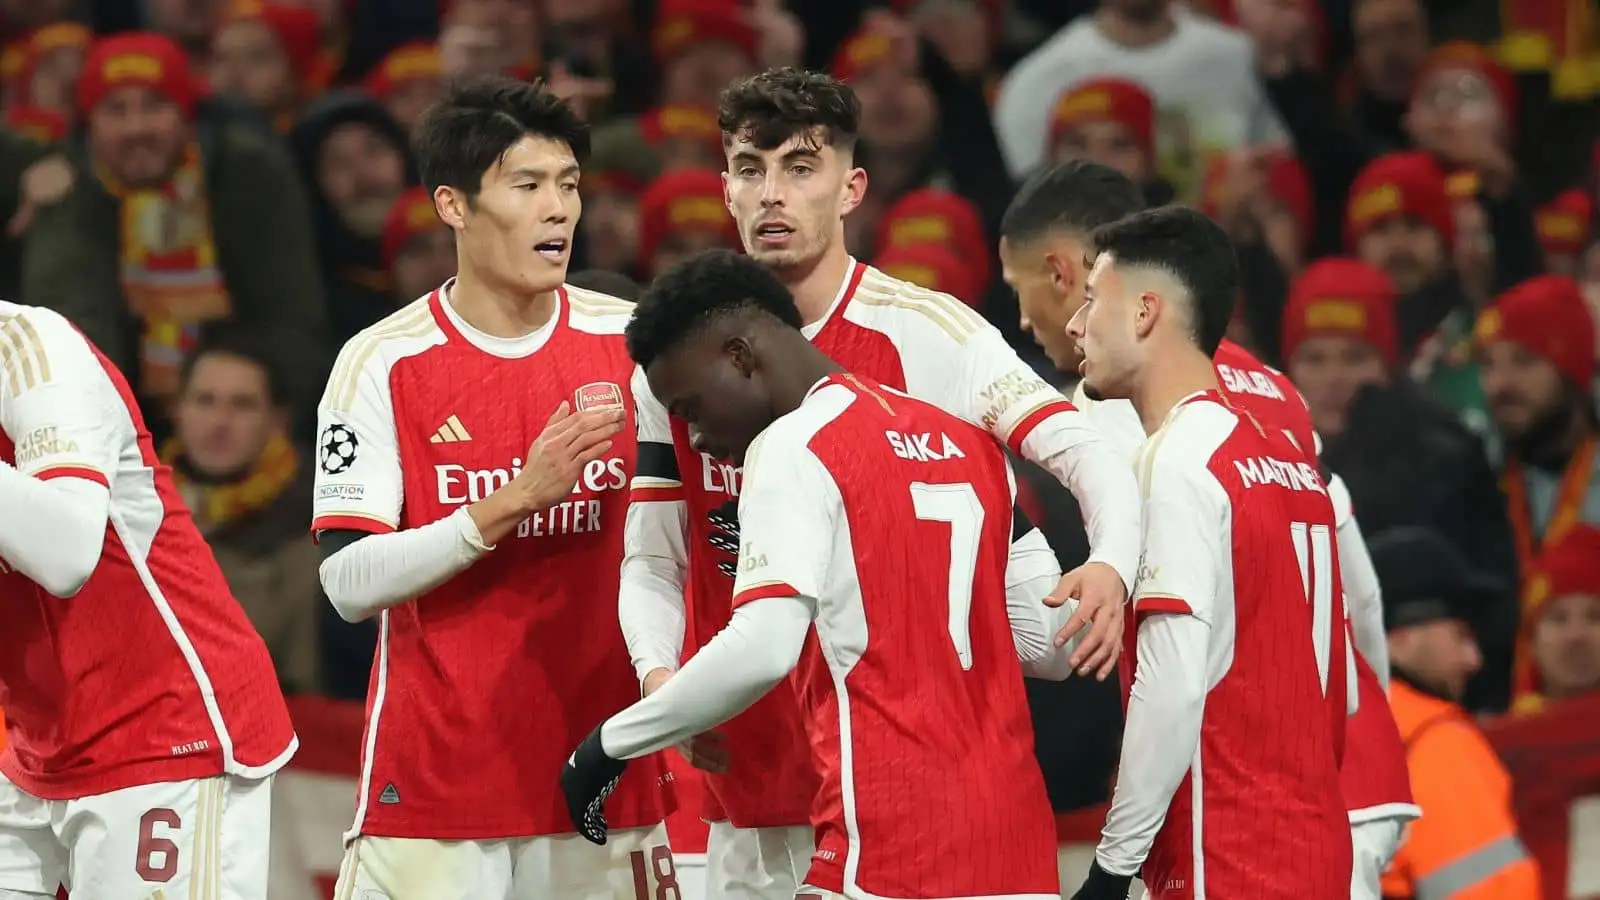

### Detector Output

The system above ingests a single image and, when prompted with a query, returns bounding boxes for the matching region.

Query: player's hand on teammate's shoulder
[642,668,730,773]
[1044,561,1127,680]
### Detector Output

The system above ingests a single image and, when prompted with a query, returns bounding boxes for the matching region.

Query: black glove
[1070,860,1133,900]
[560,724,628,845]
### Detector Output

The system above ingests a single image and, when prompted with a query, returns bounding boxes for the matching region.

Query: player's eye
[560,181,579,193]
[517,182,538,191]
[736,166,760,178]
[790,165,813,176]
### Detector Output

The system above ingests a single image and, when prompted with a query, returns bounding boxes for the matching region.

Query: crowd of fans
[0,0,1598,842]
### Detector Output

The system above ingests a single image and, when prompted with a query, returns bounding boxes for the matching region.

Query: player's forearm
[1338,513,1390,687]
[1021,411,1142,591]
[618,500,690,681]
[1098,614,1210,876]
[318,507,491,622]
[1005,527,1081,680]
[0,463,109,597]
[601,594,814,759]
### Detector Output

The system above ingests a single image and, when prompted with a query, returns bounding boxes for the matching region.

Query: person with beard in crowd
[1477,274,1600,708]
[290,89,416,345]
[1369,529,1542,900]
[1283,256,1517,709]
[21,32,327,437]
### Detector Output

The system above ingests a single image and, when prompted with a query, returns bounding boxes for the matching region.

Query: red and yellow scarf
[161,434,299,530]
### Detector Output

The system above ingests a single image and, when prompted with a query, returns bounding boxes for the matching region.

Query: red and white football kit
[312,284,676,900]
[620,262,1141,897]
[1097,393,1351,899]
[1075,341,1417,896]
[0,302,295,899]
[603,375,1066,900]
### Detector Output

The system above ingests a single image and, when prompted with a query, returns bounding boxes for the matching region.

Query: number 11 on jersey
[910,482,984,671]
[1289,521,1334,693]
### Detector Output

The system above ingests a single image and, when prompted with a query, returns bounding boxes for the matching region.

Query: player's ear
[1134,291,1160,338]
[839,165,868,218]
[724,335,757,377]
[435,185,469,231]
[1044,251,1074,295]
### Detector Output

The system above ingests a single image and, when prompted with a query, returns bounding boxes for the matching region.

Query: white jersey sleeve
[0,307,119,596]
[312,336,406,535]
[619,365,690,681]
[1069,381,1147,463]
[0,309,121,484]
[1130,441,1227,623]
[729,427,838,610]
[943,326,1142,591]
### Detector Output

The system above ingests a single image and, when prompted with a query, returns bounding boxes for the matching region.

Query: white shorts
[1351,818,1406,900]
[704,821,814,900]
[333,822,673,900]
[0,771,272,899]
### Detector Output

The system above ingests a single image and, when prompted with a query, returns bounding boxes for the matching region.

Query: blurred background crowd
[2,0,1600,892]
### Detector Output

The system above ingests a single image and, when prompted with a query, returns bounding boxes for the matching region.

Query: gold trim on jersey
[0,314,52,396]
[568,290,634,314]
[429,415,472,443]
[854,270,983,345]
[325,303,435,415]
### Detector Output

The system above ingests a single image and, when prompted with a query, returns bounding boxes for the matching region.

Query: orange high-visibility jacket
[1381,681,1542,899]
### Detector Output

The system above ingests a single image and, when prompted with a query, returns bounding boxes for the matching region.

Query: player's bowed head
[1065,205,1240,436]
[415,75,589,304]
[625,248,841,466]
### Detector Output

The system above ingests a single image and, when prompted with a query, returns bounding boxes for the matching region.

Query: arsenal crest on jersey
[574,381,624,412]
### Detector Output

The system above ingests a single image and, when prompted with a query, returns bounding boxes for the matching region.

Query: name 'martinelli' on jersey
[434,455,628,537]
[1217,364,1286,401]
[1234,455,1326,494]
[886,429,967,462]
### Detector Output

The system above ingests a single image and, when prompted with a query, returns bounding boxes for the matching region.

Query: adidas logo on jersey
[429,415,472,444]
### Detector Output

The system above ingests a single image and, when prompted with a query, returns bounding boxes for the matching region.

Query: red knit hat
[875,188,990,289]
[874,242,985,309]
[13,22,91,100]
[637,168,739,268]
[1476,274,1598,386]
[1345,151,1454,251]
[1047,77,1155,159]
[364,41,442,100]
[382,187,447,268]
[1414,41,1518,128]
[1281,258,1400,366]
[1536,188,1592,257]
[639,104,722,150]
[219,0,323,80]
[77,33,200,118]
[1200,150,1315,246]
[830,29,896,82]
[1531,525,1600,610]
[653,0,759,66]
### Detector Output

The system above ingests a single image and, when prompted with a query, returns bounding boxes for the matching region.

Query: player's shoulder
[0,300,83,348]
[565,284,634,336]
[1138,398,1238,494]
[849,264,992,347]
[0,301,96,390]
[323,294,443,410]
[764,381,859,454]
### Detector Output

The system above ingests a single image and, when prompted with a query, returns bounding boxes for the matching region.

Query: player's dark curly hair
[716,68,860,154]
[415,76,589,197]
[1091,206,1239,356]
[625,250,804,369]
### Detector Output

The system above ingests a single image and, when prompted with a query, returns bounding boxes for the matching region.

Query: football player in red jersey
[313,77,678,899]
[0,300,295,898]
[1006,161,1417,899]
[619,68,1142,899]
[1065,207,1352,899]
[566,249,1086,900]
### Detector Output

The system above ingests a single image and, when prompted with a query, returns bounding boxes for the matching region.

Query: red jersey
[311,284,672,840]
[730,374,1058,899]
[627,261,1082,827]
[1121,393,1350,898]
[0,302,294,800]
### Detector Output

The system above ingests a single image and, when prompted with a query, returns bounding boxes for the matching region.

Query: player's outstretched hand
[518,401,626,511]
[1069,860,1133,900]
[642,668,731,773]
[1044,561,1126,680]
[561,724,629,846]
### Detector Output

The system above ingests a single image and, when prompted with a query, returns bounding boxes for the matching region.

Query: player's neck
[781,239,855,326]
[447,267,559,339]
[1132,349,1220,436]
[770,344,845,416]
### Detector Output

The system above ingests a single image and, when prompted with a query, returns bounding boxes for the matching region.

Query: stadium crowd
[0,0,1599,896]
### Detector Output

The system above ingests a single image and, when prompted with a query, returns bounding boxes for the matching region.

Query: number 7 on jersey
[910,482,984,671]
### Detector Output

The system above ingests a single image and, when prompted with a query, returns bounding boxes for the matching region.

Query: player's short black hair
[1000,161,1146,245]
[717,68,860,154]
[181,327,287,407]
[1091,206,1238,356]
[626,249,804,369]
[567,269,641,301]
[414,76,590,197]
